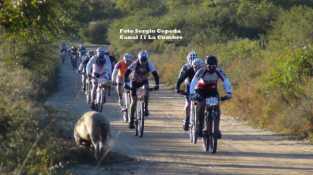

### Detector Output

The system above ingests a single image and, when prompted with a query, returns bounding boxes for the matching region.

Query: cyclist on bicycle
[86,47,112,110]
[79,44,87,58]
[189,55,232,139]
[124,50,160,129]
[59,43,68,63]
[78,49,93,91]
[175,51,199,131]
[112,53,134,110]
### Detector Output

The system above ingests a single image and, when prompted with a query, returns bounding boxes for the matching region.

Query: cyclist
[176,57,205,131]
[86,47,112,110]
[124,50,160,129]
[78,49,92,91]
[112,53,134,110]
[106,52,116,96]
[79,44,87,58]
[59,43,68,63]
[189,55,232,139]
[70,46,79,70]
[175,51,197,131]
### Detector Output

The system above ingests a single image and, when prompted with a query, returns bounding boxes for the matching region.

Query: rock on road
[46,59,313,175]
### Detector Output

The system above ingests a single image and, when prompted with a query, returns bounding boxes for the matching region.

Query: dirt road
[47,60,313,175]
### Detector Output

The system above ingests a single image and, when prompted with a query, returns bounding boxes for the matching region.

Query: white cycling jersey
[189,67,232,96]
[86,55,112,80]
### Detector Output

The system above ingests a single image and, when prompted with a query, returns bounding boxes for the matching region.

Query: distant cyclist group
[60,43,232,153]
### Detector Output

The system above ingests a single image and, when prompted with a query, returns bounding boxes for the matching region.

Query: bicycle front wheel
[138,101,145,137]
[211,110,218,153]
[190,104,198,144]
[203,112,211,152]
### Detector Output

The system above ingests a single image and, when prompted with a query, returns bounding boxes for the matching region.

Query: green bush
[269,6,313,49]
[266,46,313,97]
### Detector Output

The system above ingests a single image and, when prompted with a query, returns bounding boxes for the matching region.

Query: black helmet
[205,55,218,66]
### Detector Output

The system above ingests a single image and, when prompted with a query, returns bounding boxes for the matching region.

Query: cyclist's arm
[189,69,202,95]
[216,68,233,97]
[176,65,188,91]
[86,56,95,76]
[148,62,159,86]
[104,56,112,79]
[152,71,159,86]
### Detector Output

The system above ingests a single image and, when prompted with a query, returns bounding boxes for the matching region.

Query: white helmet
[123,53,133,62]
[192,58,205,71]
[186,51,197,65]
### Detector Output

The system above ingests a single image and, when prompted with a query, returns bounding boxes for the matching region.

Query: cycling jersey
[112,60,128,84]
[190,67,232,97]
[127,60,157,83]
[86,55,112,80]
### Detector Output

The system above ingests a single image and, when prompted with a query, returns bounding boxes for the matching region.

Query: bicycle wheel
[211,109,218,153]
[138,101,145,137]
[203,111,211,152]
[135,101,140,136]
[190,104,198,144]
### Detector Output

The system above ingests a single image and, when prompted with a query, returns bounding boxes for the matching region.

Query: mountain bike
[202,96,229,153]
[190,102,199,144]
[135,87,156,138]
[177,90,198,144]
[94,79,111,112]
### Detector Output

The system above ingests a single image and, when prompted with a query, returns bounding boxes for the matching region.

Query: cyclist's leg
[117,83,124,108]
[129,93,137,129]
[82,74,86,91]
[90,81,97,110]
[183,96,191,131]
[215,105,222,138]
[196,100,205,136]
[129,81,139,128]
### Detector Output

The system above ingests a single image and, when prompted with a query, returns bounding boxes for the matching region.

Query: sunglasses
[207,65,217,69]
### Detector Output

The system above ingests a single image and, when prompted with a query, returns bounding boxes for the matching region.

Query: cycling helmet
[192,58,205,71]
[205,55,218,73]
[123,53,133,63]
[186,51,197,65]
[138,50,149,64]
[96,47,108,58]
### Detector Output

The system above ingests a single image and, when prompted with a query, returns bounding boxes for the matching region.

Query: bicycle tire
[211,109,218,153]
[203,111,210,152]
[135,102,139,136]
[190,104,198,144]
[139,101,145,137]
